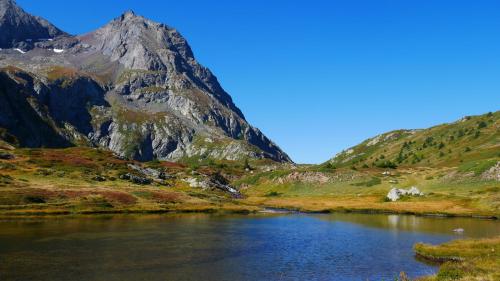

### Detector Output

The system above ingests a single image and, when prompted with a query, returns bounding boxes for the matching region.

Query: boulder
[184,177,209,189]
[127,164,173,180]
[183,173,242,198]
[119,173,152,185]
[387,188,404,201]
[481,162,500,181]
[386,186,423,201]
[92,175,106,182]
[0,152,14,160]
[407,186,424,196]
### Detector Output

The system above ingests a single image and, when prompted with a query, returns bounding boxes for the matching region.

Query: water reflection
[312,213,500,238]
[0,214,498,281]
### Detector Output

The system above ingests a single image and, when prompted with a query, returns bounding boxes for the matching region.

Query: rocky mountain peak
[79,10,243,118]
[80,10,194,71]
[0,0,15,13]
[0,2,292,163]
[121,10,137,19]
[0,0,66,48]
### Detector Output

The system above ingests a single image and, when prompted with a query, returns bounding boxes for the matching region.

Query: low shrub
[265,191,281,197]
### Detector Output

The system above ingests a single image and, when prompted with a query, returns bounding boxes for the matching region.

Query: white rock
[14,48,26,54]
[367,135,383,146]
[183,177,208,189]
[387,188,403,201]
[386,186,423,201]
[407,186,423,196]
[53,48,64,53]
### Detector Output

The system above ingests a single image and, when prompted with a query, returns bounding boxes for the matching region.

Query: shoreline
[413,236,500,280]
[0,204,497,220]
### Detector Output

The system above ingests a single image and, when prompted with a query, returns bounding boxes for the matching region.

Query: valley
[0,1,498,280]
[1,111,498,218]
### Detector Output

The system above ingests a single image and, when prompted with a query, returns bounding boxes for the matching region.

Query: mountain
[327,111,499,169]
[0,0,66,49]
[0,1,291,162]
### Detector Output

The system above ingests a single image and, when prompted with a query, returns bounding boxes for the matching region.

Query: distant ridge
[327,111,499,169]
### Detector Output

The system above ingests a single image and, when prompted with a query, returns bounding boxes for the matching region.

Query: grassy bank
[415,236,500,281]
[0,145,498,217]
[0,147,264,216]
[241,195,498,218]
[238,164,500,218]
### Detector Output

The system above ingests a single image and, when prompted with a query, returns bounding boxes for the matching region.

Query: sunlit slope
[327,111,499,170]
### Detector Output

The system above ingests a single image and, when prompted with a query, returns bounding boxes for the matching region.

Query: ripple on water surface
[0,213,498,281]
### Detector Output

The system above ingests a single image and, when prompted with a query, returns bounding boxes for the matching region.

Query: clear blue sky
[18,0,500,163]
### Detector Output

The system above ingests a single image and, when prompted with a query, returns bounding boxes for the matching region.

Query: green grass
[0,147,272,215]
[0,108,499,219]
[137,86,169,93]
[352,177,382,187]
[458,159,498,175]
[415,237,500,281]
[327,111,500,170]
[115,69,164,84]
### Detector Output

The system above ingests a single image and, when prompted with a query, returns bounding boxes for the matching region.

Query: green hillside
[234,111,499,217]
[327,111,499,170]
[0,111,498,217]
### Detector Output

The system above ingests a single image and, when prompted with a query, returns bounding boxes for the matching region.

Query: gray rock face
[0,2,291,163]
[0,70,71,147]
[0,0,66,49]
[79,11,244,118]
[184,173,241,198]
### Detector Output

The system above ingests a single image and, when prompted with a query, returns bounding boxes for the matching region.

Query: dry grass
[243,195,494,217]
[415,237,500,281]
[0,146,498,217]
[45,66,80,82]
[0,147,262,216]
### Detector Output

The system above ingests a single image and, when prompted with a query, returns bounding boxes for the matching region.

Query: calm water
[0,213,498,281]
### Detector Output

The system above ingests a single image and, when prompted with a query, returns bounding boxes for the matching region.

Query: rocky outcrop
[0,70,71,147]
[119,173,153,185]
[386,186,423,201]
[184,173,241,198]
[0,0,66,49]
[481,162,500,181]
[0,151,13,159]
[275,171,364,184]
[0,1,291,163]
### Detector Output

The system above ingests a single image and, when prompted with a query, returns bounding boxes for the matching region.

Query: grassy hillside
[234,111,500,217]
[327,111,499,170]
[0,147,272,215]
[0,111,498,217]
